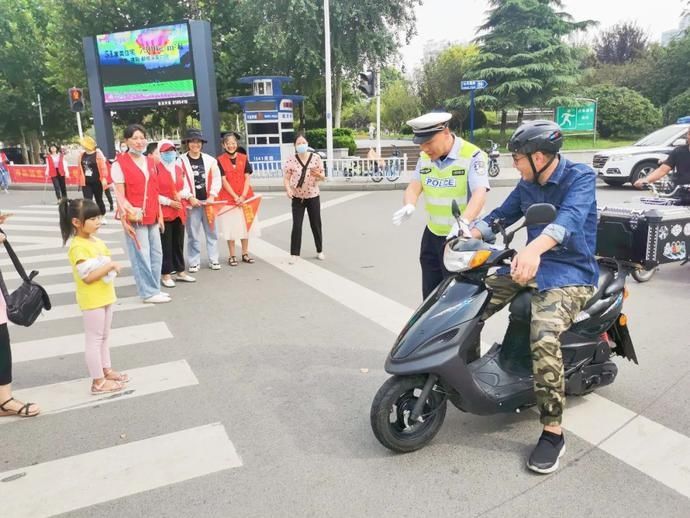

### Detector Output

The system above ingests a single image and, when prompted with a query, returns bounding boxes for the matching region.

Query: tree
[415,44,480,111]
[584,85,661,138]
[470,0,595,137]
[594,22,648,65]
[664,88,690,123]
[381,80,420,133]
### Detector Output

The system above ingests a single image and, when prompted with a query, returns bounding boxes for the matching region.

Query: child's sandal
[91,379,124,395]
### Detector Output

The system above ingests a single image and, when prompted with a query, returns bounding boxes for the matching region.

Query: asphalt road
[1,183,688,518]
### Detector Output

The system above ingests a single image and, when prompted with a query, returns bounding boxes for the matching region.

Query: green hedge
[584,85,661,139]
[664,88,690,124]
[305,128,357,155]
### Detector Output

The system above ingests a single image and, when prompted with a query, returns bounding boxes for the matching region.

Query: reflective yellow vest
[419,140,484,236]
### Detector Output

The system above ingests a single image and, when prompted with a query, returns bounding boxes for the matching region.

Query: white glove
[447,218,472,240]
[392,204,415,226]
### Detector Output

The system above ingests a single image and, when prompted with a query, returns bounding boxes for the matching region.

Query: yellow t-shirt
[68,236,117,310]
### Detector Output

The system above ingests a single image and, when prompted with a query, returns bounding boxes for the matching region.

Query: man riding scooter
[468,120,599,473]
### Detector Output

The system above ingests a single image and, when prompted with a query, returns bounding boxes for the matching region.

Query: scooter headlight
[443,244,491,272]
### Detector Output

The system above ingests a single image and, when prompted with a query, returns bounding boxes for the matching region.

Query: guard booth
[229,76,305,176]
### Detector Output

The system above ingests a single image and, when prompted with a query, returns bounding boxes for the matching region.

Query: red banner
[8,165,81,185]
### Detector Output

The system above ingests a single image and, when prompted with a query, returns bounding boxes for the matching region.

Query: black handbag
[0,229,51,326]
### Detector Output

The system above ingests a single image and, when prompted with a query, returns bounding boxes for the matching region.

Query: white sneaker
[188,265,200,273]
[316,252,325,261]
[144,294,171,304]
[209,262,221,270]
[160,291,171,298]
[101,217,108,225]
[161,278,176,288]
[289,255,299,264]
[175,273,196,283]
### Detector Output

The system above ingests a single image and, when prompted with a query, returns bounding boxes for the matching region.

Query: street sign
[460,80,488,91]
[555,102,597,132]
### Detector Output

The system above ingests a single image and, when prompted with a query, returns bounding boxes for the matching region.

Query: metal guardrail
[250,154,409,181]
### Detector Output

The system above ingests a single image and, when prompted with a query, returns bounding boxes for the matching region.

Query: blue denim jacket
[475,156,599,292]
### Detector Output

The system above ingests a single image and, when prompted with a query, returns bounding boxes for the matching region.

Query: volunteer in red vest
[156,139,196,288]
[216,132,259,266]
[0,151,9,193]
[44,144,69,201]
[179,128,222,272]
[110,124,169,304]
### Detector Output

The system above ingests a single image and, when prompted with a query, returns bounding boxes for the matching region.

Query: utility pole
[323,0,334,176]
[376,69,381,157]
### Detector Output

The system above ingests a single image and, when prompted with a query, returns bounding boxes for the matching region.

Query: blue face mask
[161,151,177,164]
[295,144,309,154]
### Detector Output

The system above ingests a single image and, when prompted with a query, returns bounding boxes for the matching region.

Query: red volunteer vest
[157,163,186,223]
[217,152,253,203]
[46,154,68,178]
[117,153,160,225]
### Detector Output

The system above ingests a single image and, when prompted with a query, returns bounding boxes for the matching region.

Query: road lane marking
[0,360,198,425]
[0,248,125,267]
[13,322,173,364]
[0,422,241,517]
[9,296,152,327]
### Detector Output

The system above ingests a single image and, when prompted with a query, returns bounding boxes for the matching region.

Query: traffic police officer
[393,112,490,298]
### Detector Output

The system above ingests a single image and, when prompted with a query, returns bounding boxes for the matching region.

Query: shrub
[663,88,690,124]
[305,128,357,155]
[584,85,661,138]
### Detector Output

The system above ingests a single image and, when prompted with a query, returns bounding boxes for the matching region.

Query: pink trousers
[82,305,113,379]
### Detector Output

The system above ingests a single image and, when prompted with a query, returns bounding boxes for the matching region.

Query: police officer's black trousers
[420,227,451,299]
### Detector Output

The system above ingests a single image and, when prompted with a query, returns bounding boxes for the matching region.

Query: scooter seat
[508,290,533,321]
[582,267,616,311]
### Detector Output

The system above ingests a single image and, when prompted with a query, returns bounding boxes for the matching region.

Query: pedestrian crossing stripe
[13,322,173,363]
[8,296,153,327]
[0,422,242,518]
[0,360,198,425]
[0,248,125,267]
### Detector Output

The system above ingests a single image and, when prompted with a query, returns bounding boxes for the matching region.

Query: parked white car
[593,121,690,186]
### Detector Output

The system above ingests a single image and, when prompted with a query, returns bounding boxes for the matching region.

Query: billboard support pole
[189,20,221,158]
[83,35,114,158]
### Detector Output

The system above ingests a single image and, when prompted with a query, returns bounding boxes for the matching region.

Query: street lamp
[31,93,46,153]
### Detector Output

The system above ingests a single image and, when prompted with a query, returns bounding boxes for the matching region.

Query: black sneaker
[527,431,565,474]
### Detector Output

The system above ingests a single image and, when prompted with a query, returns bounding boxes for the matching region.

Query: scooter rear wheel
[370,375,447,453]
[632,268,656,283]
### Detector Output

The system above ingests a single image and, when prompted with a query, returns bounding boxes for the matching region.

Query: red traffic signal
[68,87,84,112]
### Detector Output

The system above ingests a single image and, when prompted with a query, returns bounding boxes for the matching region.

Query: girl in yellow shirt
[59,199,128,394]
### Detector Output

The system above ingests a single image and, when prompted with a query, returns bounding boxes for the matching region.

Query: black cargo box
[596,205,690,267]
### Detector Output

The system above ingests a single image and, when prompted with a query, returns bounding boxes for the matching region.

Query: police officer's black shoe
[527,430,565,474]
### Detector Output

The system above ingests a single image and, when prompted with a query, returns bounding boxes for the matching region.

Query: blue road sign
[460,80,488,91]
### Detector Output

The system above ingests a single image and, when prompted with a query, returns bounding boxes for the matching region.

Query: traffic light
[358,70,377,98]
[68,87,84,112]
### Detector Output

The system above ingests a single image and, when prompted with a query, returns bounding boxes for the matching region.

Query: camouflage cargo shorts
[484,275,595,426]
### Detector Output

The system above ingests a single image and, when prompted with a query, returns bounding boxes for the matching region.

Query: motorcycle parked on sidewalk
[486,140,501,177]
[370,201,638,453]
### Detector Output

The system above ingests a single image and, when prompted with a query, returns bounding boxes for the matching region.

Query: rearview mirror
[524,203,557,226]
[451,199,461,219]
[672,138,687,147]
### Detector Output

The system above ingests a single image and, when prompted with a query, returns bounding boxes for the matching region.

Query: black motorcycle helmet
[508,120,563,180]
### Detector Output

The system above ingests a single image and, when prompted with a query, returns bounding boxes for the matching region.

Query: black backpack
[0,230,51,326]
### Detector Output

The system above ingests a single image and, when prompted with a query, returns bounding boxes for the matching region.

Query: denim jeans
[185,206,219,266]
[124,223,163,300]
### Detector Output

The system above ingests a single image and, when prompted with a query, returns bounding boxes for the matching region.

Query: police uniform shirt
[412,135,491,193]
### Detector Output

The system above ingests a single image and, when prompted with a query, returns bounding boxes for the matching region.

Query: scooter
[370,202,639,453]
[486,140,501,177]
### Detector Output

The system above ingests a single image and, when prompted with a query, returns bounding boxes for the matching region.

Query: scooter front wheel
[488,162,500,177]
[370,375,447,453]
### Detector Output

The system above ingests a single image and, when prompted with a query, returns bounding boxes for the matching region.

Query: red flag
[241,196,262,231]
